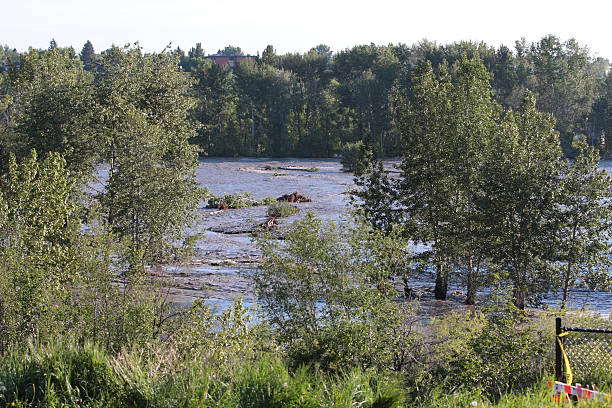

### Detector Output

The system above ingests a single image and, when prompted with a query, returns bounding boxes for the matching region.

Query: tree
[445,57,498,305]
[218,45,244,56]
[254,213,413,372]
[95,45,202,266]
[333,44,401,155]
[390,57,497,303]
[80,40,96,71]
[556,140,612,307]
[5,48,96,183]
[189,42,205,59]
[261,45,278,67]
[516,36,598,153]
[191,60,240,155]
[392,60,455,300]
[480,93,563,309]
[0,151,79,348]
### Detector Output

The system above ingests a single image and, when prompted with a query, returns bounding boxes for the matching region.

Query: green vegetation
[339,140,375,175]
[266,202,298,218]
[206,192,276,209]
[357,56,612,309]
[1,38,612,407]
[5,35,608,160]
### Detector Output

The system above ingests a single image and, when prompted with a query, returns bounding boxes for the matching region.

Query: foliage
[480,92,564,308]
[340,140,374,175]
[0,151,80,351]
[207,191,257,209]
[555,140,612,307]
[361,57,611,309]
[427,298,552,400]
[4,48,96,183]
[95,44,203,266]
[254,213,417,373]
[80,40,96,71]
[267,202,298,218]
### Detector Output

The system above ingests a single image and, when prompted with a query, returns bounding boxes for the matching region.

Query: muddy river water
[160,157,612,316]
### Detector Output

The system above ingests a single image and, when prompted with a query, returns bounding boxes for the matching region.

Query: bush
[424,297,553,400]
[207,192,277,209]
[207,192,257,209]
[259,196,277,206]
[267,202,298,218]
[254,213,416,373]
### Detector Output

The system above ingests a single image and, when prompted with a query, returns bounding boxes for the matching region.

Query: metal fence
[555,317,612,386]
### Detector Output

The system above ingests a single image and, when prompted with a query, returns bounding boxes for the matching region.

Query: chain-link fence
[556,317,612,386]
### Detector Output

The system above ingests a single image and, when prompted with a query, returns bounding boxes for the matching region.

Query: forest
[2,35,611,158]
[0,36,612,407]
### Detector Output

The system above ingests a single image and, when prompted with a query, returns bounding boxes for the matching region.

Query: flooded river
[161,157,612,316]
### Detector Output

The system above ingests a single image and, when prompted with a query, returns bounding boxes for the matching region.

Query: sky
[3,0,611,59]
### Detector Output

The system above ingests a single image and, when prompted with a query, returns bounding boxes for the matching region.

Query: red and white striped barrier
[548,381,611,404]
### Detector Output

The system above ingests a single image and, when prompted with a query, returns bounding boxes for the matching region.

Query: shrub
[207,192,257,209]
[425,297,553,400]
[267,202,298,218]
[254,213,416,373]
[259,196,277,206]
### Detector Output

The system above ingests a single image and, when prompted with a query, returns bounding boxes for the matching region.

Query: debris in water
[260,217,278,230]
[277,191,312,203]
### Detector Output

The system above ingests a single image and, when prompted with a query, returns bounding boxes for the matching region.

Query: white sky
[3,0,611,59]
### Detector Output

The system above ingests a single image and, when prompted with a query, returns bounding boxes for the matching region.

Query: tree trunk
[250,106,255,155]
[561,262,572,309]
[512,287,526,310]
[466,265,477,305]
[434,264,448,300]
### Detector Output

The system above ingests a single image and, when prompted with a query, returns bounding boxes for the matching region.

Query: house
[205,54,256,70]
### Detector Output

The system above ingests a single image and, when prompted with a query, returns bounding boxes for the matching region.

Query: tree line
[2,35,611,158]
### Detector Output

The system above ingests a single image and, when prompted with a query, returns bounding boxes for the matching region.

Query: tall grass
[0,340,405,408]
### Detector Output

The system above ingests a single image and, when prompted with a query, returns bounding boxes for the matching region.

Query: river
[160,157,612,316]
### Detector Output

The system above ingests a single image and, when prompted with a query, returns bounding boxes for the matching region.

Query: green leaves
[6,48,96,183]
[254,213,413,372]
[95,45,203,267]
[0,150,79,346]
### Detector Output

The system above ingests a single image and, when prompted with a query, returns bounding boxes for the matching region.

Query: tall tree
[80,40,96,71]
[392,60,454,300]
[480,92,563,309]
[556,140,612,307]
[95,45,202,266]
[446,57,498,305]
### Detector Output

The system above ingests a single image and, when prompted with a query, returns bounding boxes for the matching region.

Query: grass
[2,340,611,407]
[0,341,404,408]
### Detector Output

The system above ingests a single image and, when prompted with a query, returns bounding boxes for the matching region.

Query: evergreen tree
[80,40,96,71]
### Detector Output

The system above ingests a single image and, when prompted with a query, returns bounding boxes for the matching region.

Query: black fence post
[555,316,562,382]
